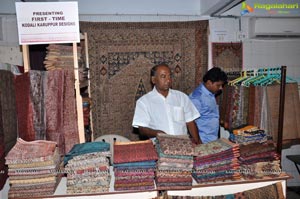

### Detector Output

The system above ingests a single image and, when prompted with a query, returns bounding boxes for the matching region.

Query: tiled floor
[286,187,300,199]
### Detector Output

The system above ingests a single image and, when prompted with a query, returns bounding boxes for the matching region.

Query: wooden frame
[21,40,85,143]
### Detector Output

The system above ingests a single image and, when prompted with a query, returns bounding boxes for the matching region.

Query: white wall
[208,16,300,82]
[76,0,205,22]
[75,0,201,15]
[0,15,22,65]
[243,39,300,81]
[0,46,23,66]
[1,0,205,22]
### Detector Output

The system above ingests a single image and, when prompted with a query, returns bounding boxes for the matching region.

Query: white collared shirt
[132,87,200,135]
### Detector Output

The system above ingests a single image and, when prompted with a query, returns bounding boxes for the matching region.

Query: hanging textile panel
[15,70,79,156]
[212,42,243,72]
[0,70,17,155]
[45,69,80,155]
[0,70,18,190]
[267,82,300,142]
[80,21,209,140]
[219,85,249,130]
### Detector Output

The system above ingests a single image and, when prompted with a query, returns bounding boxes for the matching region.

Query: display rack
[21,39,86,143]
[277,66,286,154]
[80,32,93,142]
[224,66,287,156]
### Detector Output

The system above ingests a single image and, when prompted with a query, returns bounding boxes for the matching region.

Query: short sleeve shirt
[132,87,200,135]
[189,83,219,143]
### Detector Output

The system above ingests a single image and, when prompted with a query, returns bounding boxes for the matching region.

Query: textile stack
[230,125,268,144]
[5,138,60,198]
[239,141,281,179]
[155,134,194,190]
[193,138,241,183]
[64,142,111,194]
[113,140,158,191]
[44,44,88,86]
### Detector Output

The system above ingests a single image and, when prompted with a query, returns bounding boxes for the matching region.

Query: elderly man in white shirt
[132,63,202,144]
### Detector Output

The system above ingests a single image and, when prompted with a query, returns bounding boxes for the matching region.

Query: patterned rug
[212,42,243,72]
[80,21,208,140]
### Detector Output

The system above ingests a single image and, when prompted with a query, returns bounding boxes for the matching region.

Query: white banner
[15,2,80,45]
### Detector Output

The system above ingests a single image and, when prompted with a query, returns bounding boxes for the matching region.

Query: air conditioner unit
[250,17,300,38]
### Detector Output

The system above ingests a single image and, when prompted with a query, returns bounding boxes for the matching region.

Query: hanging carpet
[212,42,243,72]
[80,21,208,140]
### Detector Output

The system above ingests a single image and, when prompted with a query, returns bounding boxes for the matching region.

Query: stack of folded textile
[193,138,241,183]
[230,125,268,144]
[239,141,281,179]
[64,142,111,194]
[113,140,158,191]
[5,138,60,198]
[44,44,88,86]
[155,134,194,190]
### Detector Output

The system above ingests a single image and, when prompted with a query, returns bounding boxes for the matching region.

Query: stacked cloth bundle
[113,140,158,191]
[155,134,194,190]
[239,141,281,179]
[5,138,60,198]
[64,142,111,194]
[230,125,268,144]
[193,138,241,183]
[44,44,88,86]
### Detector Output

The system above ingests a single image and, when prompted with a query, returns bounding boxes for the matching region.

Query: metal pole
[277,66,286,155]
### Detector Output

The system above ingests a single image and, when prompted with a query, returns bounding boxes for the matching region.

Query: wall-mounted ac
[249,17,300,39]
